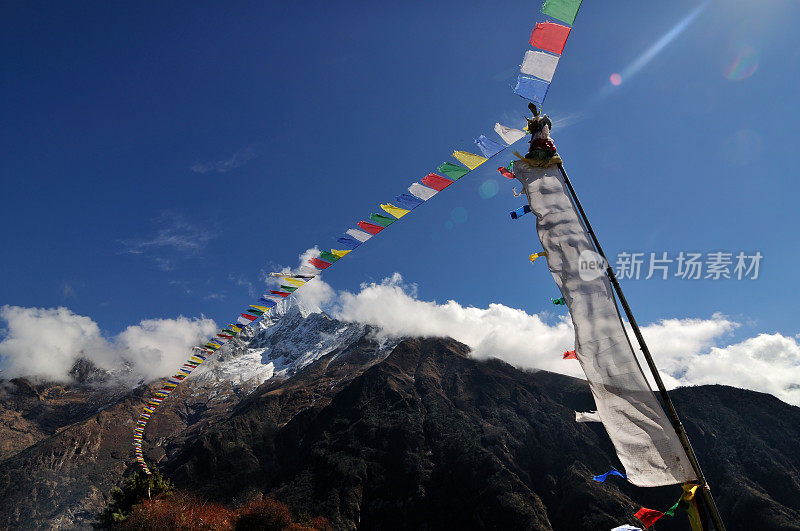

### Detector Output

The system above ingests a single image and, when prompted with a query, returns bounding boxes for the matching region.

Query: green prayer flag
[247,308,264,315]
[437,162,469,181]
[319,251,340,263]
[369,213,395,227]
[541,0,582,25]
[280,285,298,293]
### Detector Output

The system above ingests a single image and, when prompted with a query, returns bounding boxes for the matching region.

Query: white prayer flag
[408,182,437,201]
[494,123,526,145]
[520,50,559,82]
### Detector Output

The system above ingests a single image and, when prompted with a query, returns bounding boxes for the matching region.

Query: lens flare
[724,44,758,81]
[478,179,499,199]
[450,207,468,224]
[609,73,622,86]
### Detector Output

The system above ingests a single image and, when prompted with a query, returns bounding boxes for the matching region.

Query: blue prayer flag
[394,193,423,210]
[475,135,505,158]
[509,205,531,219]
[592,469,627,483]
[514,74,550,105]
[336,236,361,250]
[258,298,278,307]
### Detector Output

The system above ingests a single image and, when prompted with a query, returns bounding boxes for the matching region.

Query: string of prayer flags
[437,162,469,181]
[633,507,665,529]
[563,349,577,359]
[521,50,560,82]
[529,251,548,263]
[529,22,571,55]
[541,0,583,25]
[510,205,532,219]
[552,296,567,305]
[514,74,550,105]
[452,150,488,170]
[592,469,627,482]
[133,116,522,475]
[575,411,601,423]
[495,123,527,145]
[422,172,455,190]
[475,135,505,158]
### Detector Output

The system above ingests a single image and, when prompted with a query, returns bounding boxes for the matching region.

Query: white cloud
[330,274,800,405]
[191,145,259,174]
[3,274,797,405]
[116,317,218,381]
[0,305,216,384]
[120,213,215,271]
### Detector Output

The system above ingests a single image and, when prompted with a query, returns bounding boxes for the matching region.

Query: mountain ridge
[0,306,797,529]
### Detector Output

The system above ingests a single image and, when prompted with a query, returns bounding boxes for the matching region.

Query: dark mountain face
[0,308,798,530]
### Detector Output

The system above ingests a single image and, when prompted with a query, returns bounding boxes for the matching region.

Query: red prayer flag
[240,313,258,321]
[357,221,385,235]
[308,257,332,270]
[421,172,454,191]
[497,167,515,179]
[529,22,571,55]
[563,350,577,359]
[634,507,665,529]
[269,290,291,297]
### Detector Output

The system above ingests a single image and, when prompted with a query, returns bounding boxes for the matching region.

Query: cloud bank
[2,273,798,405]
[0,305,216,384]
[325,274,800,405]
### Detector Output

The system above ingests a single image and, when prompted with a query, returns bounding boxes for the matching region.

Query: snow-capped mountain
[191,296,400,394]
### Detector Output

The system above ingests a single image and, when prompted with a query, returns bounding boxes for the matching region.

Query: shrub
[121,491,234,530]
[234,498,293,531]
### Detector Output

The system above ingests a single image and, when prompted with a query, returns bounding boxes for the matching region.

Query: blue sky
[2,0,799,351]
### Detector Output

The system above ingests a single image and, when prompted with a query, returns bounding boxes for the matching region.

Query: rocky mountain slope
[0,302,798,530]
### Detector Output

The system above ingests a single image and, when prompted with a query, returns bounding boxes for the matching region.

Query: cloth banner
[542,0,583,25]
[514,160,696,487]
[634,507,665,529]
[495,123,527,145]
[452,150,488,170]
[408,182,437,200]
[575,410,601,422]
[514,74,550,105]
[521,50,560,82]
[346,228,372,242]
[475,134,505,158]
[530,22,571,55]
[437,162,469,181]
[611,526,643,531]
[422,172,455,190]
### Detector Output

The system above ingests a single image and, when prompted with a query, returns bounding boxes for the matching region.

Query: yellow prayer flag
[282,277,306,287]
[331,249,351,258]
[452,150,488,170]
[380,203,410,219]
[529,251,548,263]
[250,305,270,312]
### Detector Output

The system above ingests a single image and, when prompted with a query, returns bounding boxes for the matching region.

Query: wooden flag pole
[555,162,726,531]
